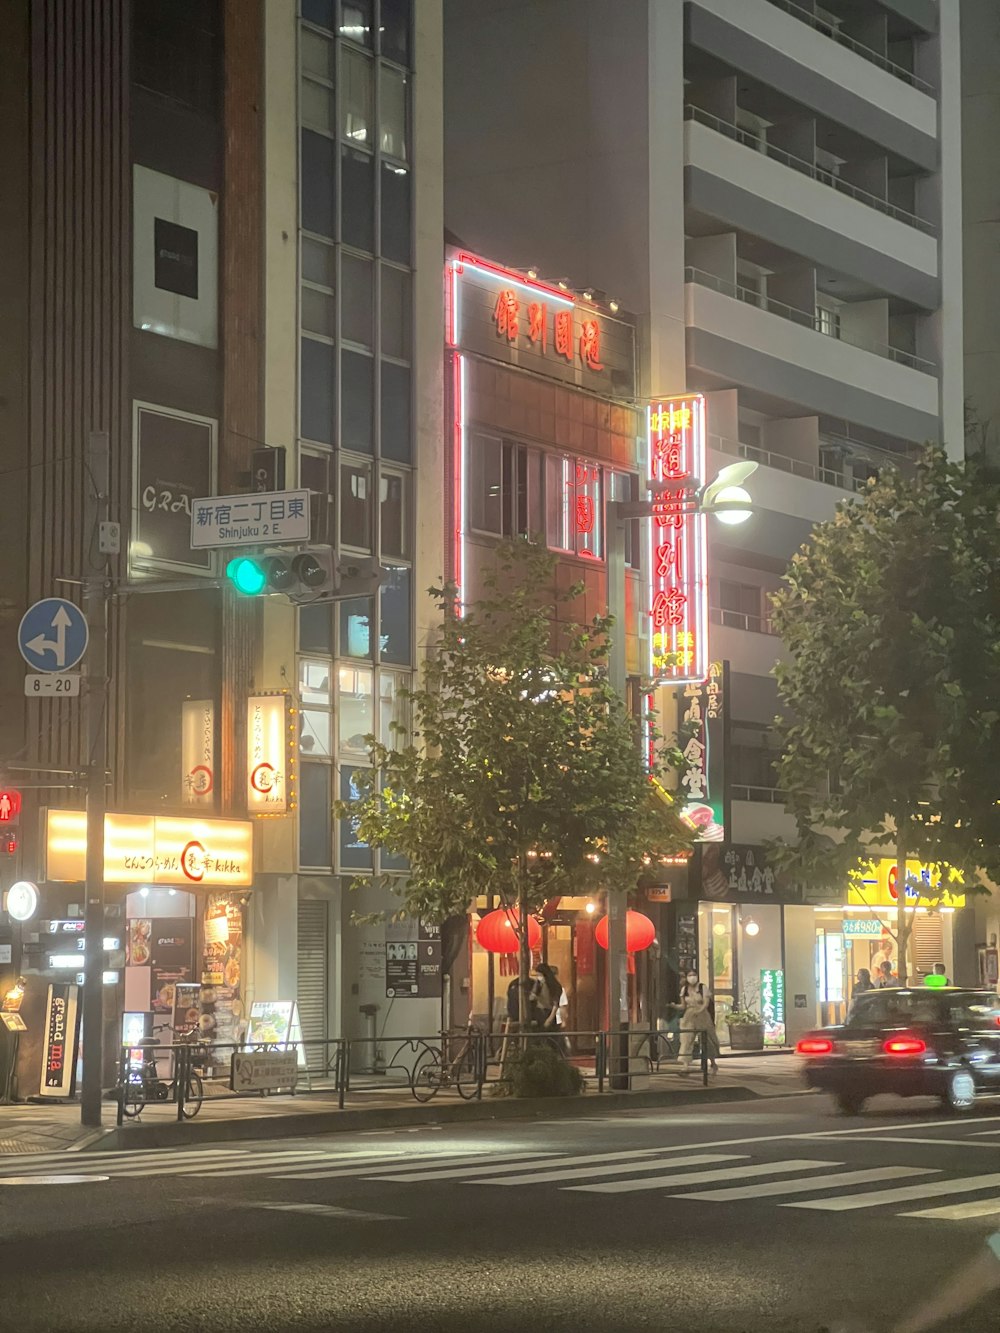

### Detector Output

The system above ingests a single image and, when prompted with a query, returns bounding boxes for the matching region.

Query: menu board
[149,919,195,1015]
[200,893,244,1047]
[246,1000,306,1068]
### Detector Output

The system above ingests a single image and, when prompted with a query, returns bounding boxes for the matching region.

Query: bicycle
[119,1027,205,1120]
[410,1025,483,1102]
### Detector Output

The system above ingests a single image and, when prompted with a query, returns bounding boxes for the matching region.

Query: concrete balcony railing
[709,433,918,495]
[710,605,778,637]
[684,105,936,237]
[763,0,934,94]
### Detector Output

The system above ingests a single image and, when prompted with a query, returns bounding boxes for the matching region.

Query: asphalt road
[3,1090,1000,1332]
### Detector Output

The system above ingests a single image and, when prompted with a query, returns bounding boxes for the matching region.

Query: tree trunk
[896,813,909,986]
[517,856,532,1049]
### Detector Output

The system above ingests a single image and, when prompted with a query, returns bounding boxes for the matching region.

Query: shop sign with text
[446,251,636,398]
[38,982,80,1099]
[647,395,708,686]
[45,810,253,887]
[848,858,966,909]
[247,694,292,816]
[697,843,801,904]
[181,699,215,807]
[760,968,785,1046]
[677,660,726,841]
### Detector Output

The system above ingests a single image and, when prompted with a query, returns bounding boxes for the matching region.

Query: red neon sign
[647,395,708,685]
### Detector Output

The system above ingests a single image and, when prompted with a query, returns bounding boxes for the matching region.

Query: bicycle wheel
[455,1044,482,1100]
[120,1076,145,1119]
[181,1070,203,1119]
[410,1054,442,1103]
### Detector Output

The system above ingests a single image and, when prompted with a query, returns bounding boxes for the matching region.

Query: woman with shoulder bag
[678,971,720,1075]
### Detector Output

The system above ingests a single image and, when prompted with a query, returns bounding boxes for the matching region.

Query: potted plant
[727,987,765,1051]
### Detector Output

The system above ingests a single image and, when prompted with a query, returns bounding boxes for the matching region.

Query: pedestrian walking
[535,962,569,1052]
[678,971,719,1075]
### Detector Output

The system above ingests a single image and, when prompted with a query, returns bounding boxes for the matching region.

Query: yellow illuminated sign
[247,693,294,816]
[45,810,253,887]
[847,857,965,909]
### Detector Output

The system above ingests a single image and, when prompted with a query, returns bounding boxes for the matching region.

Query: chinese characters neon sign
[647,394,708,686]
[491,286,604,371]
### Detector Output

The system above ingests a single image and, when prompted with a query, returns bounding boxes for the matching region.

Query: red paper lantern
[594,910,656,953]
[475,907,542,954]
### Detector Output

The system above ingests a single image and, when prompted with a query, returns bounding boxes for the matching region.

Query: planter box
[728,1022,765,1051]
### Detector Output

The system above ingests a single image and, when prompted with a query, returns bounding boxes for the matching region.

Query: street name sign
[18,599,89,673]
[25,674,81,698]
[190,489,311,550]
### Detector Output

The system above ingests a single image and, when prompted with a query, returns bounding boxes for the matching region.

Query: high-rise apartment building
[444,0,971,1038]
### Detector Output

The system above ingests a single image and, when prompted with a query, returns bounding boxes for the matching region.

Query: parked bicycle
[410,1025,483,1102]
[118,1027,205,1120]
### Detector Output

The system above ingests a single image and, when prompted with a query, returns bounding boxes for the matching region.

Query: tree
[336,541,694,1029]
[770,449,1000,983]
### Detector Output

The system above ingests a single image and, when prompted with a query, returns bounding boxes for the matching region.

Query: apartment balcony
[686,0,938,170]
[709,608,785,679]
[684,108,938,309]
[763,0,935,93]
[729,798,797,844]
[685,268,939,445]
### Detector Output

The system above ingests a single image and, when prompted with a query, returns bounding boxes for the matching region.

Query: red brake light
[796,1037,834,1056]
[883,1035,927,1056]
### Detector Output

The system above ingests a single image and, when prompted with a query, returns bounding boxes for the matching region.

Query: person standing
[535,962,569,1052]
[875,960,895,988]
[854,967,874,996]
[678,971,720,1075]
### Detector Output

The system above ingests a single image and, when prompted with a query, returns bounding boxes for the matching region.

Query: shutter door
[911,913,944,978]
[297,899,329,1073]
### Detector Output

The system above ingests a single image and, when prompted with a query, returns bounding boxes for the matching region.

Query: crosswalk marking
[790,1171,1000,1212]
[674,1166,935,1203]
[569,1158,838,1195]
[471,1151,746,1189]
[902,1198,1000,1221]
[275,1149,540,1181]
[359,1153,565,1182]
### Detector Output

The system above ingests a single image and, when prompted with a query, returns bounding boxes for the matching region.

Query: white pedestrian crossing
[3,1136,1000,1228]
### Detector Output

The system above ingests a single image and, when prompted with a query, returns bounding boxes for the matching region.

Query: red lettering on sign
[527,301,547,349]
[579,319,604,371]
[494,289,519,343]
[554,310,573,361]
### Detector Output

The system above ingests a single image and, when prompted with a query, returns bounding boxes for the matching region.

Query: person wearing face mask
[678,970,720,1075]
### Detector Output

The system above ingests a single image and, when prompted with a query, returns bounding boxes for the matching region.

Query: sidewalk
[0,1053,811,1155]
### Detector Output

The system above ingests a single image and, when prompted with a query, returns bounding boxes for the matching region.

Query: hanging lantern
[595,909,656,953]
[475,907,542,954]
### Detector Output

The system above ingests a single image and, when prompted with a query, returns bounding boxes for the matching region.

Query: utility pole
[605,504,630,1089]
[81,431,110,1127]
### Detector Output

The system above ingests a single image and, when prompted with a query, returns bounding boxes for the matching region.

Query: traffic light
[225,546,338,602]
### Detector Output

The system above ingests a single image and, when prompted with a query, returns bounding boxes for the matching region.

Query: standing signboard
[37,982,81,1098]
[677,660,727,841]
[761,968,786,1046]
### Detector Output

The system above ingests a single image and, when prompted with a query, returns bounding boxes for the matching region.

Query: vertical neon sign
[647,393,708,686]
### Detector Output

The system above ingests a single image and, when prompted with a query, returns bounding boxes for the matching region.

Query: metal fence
[114,1026,720,1124]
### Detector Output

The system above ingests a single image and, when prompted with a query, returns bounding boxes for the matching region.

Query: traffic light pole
[81,431,110,1127]
[606,503,630,1089]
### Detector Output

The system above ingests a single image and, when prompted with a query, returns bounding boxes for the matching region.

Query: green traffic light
[226,556,267,596]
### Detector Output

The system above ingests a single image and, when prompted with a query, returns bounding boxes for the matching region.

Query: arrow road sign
[18,598,89,674]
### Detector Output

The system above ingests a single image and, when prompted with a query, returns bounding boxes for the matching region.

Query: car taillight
[796,1037,834,1056]
[883,1035,927,1056]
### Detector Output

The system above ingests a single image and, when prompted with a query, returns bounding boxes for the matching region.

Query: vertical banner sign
[181,699,215,806]
[760,968,786,1046]
[38,982,80,1098]
[647,394,708,685]
[677,659,726,841]
[246,694,290,815]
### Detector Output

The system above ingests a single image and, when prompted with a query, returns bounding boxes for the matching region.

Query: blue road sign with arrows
[18,598,89,674]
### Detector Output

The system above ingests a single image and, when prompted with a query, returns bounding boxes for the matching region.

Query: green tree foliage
[336,542,694,1021]
[770,449,1000,982]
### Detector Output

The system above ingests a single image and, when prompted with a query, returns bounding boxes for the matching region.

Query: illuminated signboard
[677,659,725,840]
[847,858,966,909]
[45,810,253,887]
[246,693,294,816]
[181,698,215,806]
[647,394,708,686]
[760,968,785,1046]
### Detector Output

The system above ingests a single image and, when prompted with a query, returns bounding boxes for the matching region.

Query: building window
[469,435,543,540]
[380,264,411,360]
[341,46,373,146]
[339,0,373,45]
[380,66,408,162]
[719,580,762,629]
[380,469,408,558]
[342,252,374,347]
[341,460,372,549]
[731,723,781,791]
[338,663,375,753]
[300,130,337,240]
[815,304,841,338]
[380,361,411,462]
[610,471,641,571]
[341,348,374,452]
[380,162,410,264]
[546,454,603,560]
[380,565,411,665]
[301,448,335,545]
[300,762,333,868]
[379,669,410,747]
[379,0,411,65]
[300,336,335,445]
[340,596,374,659]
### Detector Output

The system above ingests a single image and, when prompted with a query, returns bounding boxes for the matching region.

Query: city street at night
[4,1092,1000,1332]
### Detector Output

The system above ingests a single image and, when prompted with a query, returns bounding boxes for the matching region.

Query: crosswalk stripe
[674,1166,935,1202]
[472,1152,749,1188]
[789,1171,1000,1211]
[359,1153,571,1182]
[568,1158,838,1195]
[902,1197,1000,1221]
[278,1150,560,1182]
[142,1146,492,1179]
[0,1147,261,1176]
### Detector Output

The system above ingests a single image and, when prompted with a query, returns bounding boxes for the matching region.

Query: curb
[82,1082,786,1152]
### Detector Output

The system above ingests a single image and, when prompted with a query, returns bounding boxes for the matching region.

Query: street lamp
[603,460,757,1087]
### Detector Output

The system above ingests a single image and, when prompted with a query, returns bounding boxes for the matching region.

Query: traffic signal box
[226,546,386,604]
[0,789,21,857]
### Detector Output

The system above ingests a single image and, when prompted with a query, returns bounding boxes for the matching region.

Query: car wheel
[941,1068,976,1112]
[835,1092,865,1116]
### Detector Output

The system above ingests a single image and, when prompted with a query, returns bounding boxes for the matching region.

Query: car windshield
[846,989,1000,1028]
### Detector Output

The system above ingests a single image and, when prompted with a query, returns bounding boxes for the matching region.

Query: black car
[796,986,1000,1114]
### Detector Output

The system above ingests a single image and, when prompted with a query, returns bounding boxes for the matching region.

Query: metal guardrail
[764,0,934,94]
[710,606,778,637]
[114,1026,727,1122]
[684,103,936,237]
[730,784,790,805]
[684,264,937,374]
[708,432,916,494]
